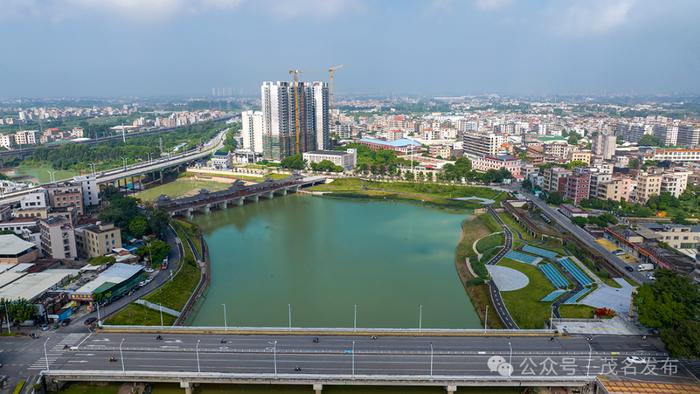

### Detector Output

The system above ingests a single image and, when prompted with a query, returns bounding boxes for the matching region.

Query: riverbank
[454,215,505,329]
[310,178,507,209]
[105,220,205,326]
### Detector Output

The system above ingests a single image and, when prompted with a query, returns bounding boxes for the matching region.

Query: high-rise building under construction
[260,81,329,161]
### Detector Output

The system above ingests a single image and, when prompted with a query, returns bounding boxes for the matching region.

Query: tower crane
[289,69,302,154]
[328,65,344,126]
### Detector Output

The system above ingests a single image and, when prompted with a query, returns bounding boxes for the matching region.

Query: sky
[0,0,699,98]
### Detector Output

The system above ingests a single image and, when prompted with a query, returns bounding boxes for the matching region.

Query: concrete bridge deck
[155,176,326,215]
[35,330,692,393]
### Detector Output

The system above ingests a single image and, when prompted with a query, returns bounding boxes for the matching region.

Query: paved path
[485,206,518,329]
[518,188,647,284]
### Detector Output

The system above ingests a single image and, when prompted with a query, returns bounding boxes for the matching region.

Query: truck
[637,263,654,272]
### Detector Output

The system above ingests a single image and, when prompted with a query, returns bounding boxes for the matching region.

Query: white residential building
[241,110,264,154]
[72,175,100,207]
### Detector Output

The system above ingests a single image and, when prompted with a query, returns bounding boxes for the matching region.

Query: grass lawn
[2,161,80,183]
[479,246,503,265]
[475,233,504,254]
[175,219,203,258]
[144,254,199,311]
[135,177,231,202]
[454,214,504,329]
[498,258,555,329]
[104,303,176,326]
[312,178,503,208]
[559,304,596,319]
[142,222,201,311]
[497,211,534,241]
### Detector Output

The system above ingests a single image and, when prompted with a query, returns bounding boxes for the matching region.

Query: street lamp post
[159,304,163,328]
[268,340,278,377]
[418,304,423,332]
[484,305,488,333]
[196,339,201,373]
[119,338,125,372]
[353,304,357,332]
[508,341,512,366]
[351,340,355,378]
[96,302,102,325]
[430,342,434,377]
[43,337,50,372]
[288,304,292,331]
[222,304,228,331]
[3,301,10,334]
[89,163,96,175]
[587,343,592,377]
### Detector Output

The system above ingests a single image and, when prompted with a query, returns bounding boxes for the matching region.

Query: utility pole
[3,301,10,334]
[288,303,292,331]
[119,338,125,372]
[353,304,357,332]
[484,305,488,333]
[418,304,423,332]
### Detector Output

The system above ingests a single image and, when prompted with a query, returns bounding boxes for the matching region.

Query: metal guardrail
[99,324,555,336]
[43,370,595,386]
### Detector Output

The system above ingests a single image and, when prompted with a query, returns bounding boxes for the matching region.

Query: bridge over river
[155,176,326,216]
[33,326,692,393]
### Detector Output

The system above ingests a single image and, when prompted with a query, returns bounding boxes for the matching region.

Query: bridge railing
[43,370,594,386]
[98,324,555,336]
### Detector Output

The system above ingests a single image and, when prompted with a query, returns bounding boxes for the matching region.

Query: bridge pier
[263,191,274,199]
[313,383,323,394]
[234,197,243,206]
[246,195,259,203]
[277,188,287,196]
[180,381,193,394]
[204,204,211,213]
[220,201,228,209]
[445,385,457,394]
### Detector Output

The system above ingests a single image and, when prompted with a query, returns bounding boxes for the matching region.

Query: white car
[144,268,154,273]
[625,356,647,364]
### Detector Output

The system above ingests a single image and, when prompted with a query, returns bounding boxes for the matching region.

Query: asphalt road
[61,224,183,332]
[518,188,648,284]
[485,206,518,329]
[21,332,695,383]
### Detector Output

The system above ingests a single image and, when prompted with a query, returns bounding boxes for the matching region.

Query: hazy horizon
[1,0,698,97]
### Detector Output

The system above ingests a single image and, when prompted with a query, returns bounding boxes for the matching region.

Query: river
[188,194,480,329]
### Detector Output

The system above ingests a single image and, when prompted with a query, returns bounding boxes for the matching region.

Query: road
[517,188,648,284]
[10,332,694,384]
[485,206,518,330]
[61,223,184,331]
[0,129,226,207]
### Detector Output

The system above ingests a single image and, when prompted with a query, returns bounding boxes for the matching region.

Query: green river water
[188,194,479,329]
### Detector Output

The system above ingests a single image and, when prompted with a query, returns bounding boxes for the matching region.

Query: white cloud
[473,0,512,11]
[259,0,364,18]
[0,0,357,22]
[555,0,636,35]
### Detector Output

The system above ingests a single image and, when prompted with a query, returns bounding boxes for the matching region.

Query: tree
[128,215,150,238]
[280,154,305,170]
[638,134,664,147]
[88,255,117,266]
[223,123,240,152]
[99,193,139,229]
[571,217,588,227]
[628,157,640,169]
[635,269,700,357]
[147,206,171,239]
[521,178,533,191]
[1,298,37,325]
[137,239,171,267]
[545,191,564,205]
[567,132,581,145]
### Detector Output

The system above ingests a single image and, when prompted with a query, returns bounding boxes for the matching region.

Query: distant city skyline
[0,0,699,97]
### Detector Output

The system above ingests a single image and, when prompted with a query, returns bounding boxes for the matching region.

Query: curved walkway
[485,206,519,329]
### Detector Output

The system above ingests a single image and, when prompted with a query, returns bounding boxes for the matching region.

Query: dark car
[624,265,634,272]
[84,317,97,326]
[61,318,71,326]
